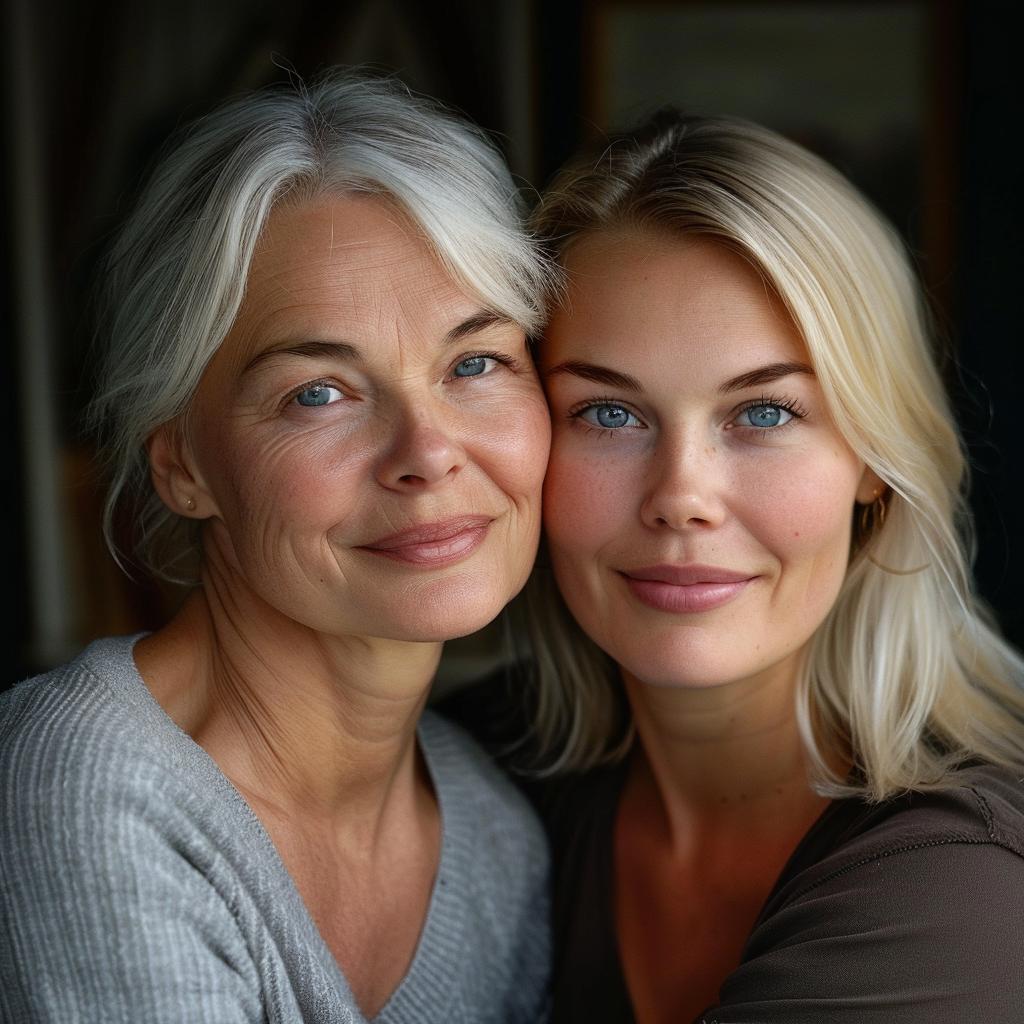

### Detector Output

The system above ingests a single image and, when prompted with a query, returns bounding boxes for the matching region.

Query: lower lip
[360,524,490,568]
[623,576,753,614]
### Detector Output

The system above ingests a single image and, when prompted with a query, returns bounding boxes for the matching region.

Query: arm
[0,779,268,1024]
[0,657,317,1024]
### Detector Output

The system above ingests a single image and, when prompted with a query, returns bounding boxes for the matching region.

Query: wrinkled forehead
[193,193,522,402]
[250,192,422,278]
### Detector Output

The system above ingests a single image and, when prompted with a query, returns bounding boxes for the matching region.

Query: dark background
[3,0,1020,690]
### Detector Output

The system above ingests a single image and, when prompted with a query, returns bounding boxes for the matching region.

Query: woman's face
[540,233,879,694]
[173,195,550,643]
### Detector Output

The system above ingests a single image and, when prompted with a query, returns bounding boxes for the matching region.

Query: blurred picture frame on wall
[581,1,958,323]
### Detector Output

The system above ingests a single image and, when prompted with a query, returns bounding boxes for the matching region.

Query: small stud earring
[186,498,196,511]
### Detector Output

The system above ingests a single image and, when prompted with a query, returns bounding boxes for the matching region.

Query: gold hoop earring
[858,488,888,538]
[859,487,929,575]
[872,490,887,529]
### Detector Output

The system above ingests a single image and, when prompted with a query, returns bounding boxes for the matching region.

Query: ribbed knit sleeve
[0,637,551,1024]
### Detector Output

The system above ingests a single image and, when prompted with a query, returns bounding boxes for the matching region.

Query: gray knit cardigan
[0,635,551,1023]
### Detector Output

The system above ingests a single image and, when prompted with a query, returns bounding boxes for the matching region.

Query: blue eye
[736,404,793,428]
[577,404,640,429]
[453,356,495,378]
[294,383,342,407]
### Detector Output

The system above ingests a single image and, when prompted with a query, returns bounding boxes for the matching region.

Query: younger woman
[522,110,1024,1023]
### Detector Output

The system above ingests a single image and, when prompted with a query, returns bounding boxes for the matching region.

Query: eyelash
[451,350,519,377]
[281,349,521,405]
[567,396,644,432]
[735,393,807,425]
[285,377,342,404]
[569,395,624,414]
[565,392,807,434]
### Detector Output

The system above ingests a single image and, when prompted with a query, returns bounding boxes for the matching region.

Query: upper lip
[360,515,493,550]
[622,564,754,585]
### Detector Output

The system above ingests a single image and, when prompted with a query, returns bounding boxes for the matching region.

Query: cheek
[473,394,552,506]
[511,399,553,496]
[542,449,633,652]
[205,429,367,554]
[750,457,860,590]
[542,446,629,563]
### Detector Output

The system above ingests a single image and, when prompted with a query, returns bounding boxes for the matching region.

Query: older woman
[0,72,551,1023]
[503,111,1024,1022]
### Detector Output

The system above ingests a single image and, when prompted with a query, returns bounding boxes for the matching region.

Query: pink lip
[359,515,492,568]
[621,564,755,613]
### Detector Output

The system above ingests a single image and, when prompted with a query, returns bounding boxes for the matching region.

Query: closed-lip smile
[358,515,493,568]
[621,563,756,613]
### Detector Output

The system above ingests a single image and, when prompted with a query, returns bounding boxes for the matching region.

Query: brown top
[534,758,1024,1023]
[439,674,1024,1023]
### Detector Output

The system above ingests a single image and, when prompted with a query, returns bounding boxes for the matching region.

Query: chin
[390,613,500,645]
[612,637,746,691]
[385,586,510,644]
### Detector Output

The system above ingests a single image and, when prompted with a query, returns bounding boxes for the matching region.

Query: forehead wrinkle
[241,198,489,381]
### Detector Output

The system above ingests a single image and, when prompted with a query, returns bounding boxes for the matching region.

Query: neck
[620,660,829,848]
[135,578,444,821]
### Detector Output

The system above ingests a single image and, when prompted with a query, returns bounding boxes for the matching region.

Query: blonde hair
[520,109,1024,799]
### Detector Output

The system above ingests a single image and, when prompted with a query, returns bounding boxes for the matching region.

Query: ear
[147,421,218,519]
[855,465,887,506]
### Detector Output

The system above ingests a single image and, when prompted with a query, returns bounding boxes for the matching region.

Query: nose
[640,436,726,531]
[375,397,468,491]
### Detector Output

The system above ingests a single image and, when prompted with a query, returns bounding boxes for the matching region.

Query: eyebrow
[544,360,644,392]
[444,310,517,344]
[241,311,517,375]
[544,358,814,394]
[242,340,361,376]
[718,361,814,394]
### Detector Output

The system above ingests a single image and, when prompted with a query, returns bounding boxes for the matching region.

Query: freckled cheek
[749,474,857,581]
[542,450,631,565]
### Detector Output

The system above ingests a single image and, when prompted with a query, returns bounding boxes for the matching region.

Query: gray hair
[88,68,551,580]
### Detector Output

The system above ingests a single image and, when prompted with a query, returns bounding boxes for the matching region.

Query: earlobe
[148,421,214,518]
[855,466,888,506]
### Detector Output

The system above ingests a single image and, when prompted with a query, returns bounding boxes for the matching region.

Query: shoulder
[0,633,264,897]
[934,761,1024,849]
[710,765,1024,1024]
[775,762,1024,902]
[2,636,167,807]
[1,635,225,826]
[0,639,297,1022]
[2,634,152,725]
[0,634,286,940]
